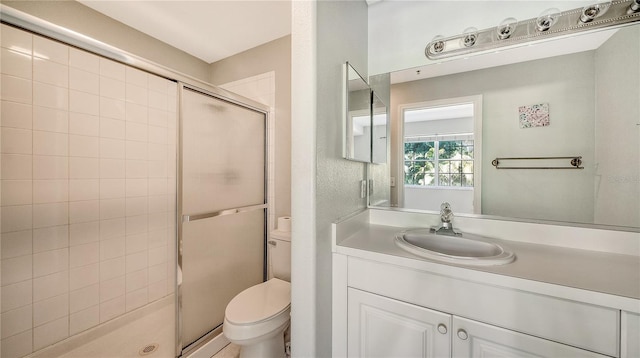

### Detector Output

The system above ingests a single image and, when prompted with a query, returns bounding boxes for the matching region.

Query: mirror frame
[343,61,372,163]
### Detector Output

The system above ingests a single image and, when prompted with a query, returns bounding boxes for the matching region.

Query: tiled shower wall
[0,24,177,357]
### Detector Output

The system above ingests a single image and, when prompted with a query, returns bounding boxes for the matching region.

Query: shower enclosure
[0,7,269,358]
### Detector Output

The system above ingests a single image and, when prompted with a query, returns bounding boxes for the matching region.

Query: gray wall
[2,0,210,81]
[391,51,597,223]
[594,26,640,227]
[315,0,368,354]
[209,36,292,221]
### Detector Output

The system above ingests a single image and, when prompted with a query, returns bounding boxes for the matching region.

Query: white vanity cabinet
[622,311,640,358]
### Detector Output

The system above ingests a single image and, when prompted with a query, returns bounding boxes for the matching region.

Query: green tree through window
[404,140,474,187]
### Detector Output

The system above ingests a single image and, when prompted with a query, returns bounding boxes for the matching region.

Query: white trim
[398,95,483,214]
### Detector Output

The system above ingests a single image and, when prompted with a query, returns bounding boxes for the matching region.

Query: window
[404,138,474,187]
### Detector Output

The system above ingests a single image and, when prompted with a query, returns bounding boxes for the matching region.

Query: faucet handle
[440,202,454,223]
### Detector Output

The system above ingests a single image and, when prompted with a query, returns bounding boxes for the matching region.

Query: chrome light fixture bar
[425,0,640,60]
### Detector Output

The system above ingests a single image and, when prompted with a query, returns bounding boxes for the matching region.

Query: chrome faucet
[431,202,462,236]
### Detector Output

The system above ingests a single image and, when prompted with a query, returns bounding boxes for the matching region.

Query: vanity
[331,209,640,358]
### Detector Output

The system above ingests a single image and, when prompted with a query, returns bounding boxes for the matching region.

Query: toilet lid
[225,278,291,325]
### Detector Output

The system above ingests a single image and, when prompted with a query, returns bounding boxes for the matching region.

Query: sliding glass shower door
[178,86,267,354]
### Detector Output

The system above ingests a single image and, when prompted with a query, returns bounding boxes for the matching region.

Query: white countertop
[335,222,640,312]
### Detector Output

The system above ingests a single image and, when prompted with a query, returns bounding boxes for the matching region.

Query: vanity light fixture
[579,1,612,23]
[536,8,561,32]
[497,17,518,40]
[424,0,640,60]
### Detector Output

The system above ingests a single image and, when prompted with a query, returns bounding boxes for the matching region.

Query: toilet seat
[225,278,291,325]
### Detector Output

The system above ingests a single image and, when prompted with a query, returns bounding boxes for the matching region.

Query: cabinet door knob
[437,323,448,334]
[457,329,469,340]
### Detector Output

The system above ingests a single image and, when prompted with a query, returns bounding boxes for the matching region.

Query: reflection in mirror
[344,62,371,162]
[371,92,388,164]
[373,24,640,230]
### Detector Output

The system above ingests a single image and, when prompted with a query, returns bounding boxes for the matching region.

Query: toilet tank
[269,230,291,282]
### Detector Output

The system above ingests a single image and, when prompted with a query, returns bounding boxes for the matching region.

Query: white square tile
[100,295,124,323]
[148,262,167,284]
[126,160,148,179]
[33,270,68,301]
[1,205,33,233]
[1,24,32,53]
[148,245,167,267]
[125,178,148,198]
[147,74,167,93]
[100,276,125,302]
[1,304,32,339]
[126,141,147,160]
[33,58,69,87]
[100,138,126,159]
[69,157,99,178]
[33,106,68,133]
[100,76,125,100]
[148,178,167,196]
[100,257,126,283]
[33,130,68,156]
[33,155,67,179]
[1,329,33,358]
[69,179,99,201]
[100,117,125,139]
[1,127,32,154]
[33,316,69,351]
[148,229,168,249]
[147,195,167,214]
[125,287,147,312]
[100,217,126,239]
[1,100,32,129]
[1,180,32,206]
[69,112,99,136]
[99,198,125,220]
[126,121,148,142]
[126,67,147,87]
[126,197,148,217]
[33,36,68,64]
[126,232,147,254]
[148,108,168,128]
[125,268,148,293]
[1,254,32,286]
[1,74,32,104]
[33,179,68,204]
[100,178,125,199]
[70,284,99,314]
[33,82,67,110]
[2,154,32,179]
[70,90,99,116]
[126,215,147,235]
[69,135,99,158]
[69,48,99,73]
[148,212,167,231]
[99,58,125,81]
[69,263,99,291]
[1,280,32,313]
[33,248,68,277]
[33,293,68,326]
[33,225,68,253]
[70,241,99,268]
[148,91,167,111]
[70,221,100,246]
[148,280,167,302]
[69,67,99,94]
[69,200,100,224]
[126,251,148,273]
[33,202,68,228]
[125,83,148,105]
[100,236,125,261]
[69,305,99,336]
[100,158,126,178]
[1,48,33,79]
[1,229,32,259]
[125,102,147,123]
[147,143,166,161]
[148,126,167,144]
[100,97,126,120]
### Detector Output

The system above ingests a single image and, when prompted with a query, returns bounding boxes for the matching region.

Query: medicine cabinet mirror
[344,62,372,162]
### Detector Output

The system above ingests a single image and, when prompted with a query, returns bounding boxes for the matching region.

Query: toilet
[223,229,291,358]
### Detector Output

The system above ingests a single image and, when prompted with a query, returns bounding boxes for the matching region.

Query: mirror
[371,91,388,164]
[372,23,640,230]
[344,62,372,162]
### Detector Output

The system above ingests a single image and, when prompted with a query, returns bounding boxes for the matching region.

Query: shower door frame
[176,83,270,357]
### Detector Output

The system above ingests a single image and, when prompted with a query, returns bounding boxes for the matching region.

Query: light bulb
[461,27,478,48]
[536,8,561,32]
[579,1,612,23]
[497,17,518,40]
[629,0,640,14]
[425,35,445,57]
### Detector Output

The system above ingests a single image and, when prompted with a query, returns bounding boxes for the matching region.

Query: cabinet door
[348,288,451,358]
[452,316,609,358]
[622,311,640,358]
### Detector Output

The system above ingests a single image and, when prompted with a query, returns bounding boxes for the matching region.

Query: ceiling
[78,0,292,64]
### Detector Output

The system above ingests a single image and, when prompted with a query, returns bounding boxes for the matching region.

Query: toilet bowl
[223,229,291,358]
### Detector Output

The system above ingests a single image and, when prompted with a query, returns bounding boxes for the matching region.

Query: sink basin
[395,229,515,266]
